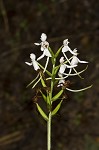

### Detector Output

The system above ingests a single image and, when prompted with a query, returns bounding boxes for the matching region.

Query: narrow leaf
[38,63,52,76]
[54,65,60,75]
[52,100,63,116]
[36,103,48,121]
[40,75,46,87]
[48,47,55,64]
[40,90,47,103]
[52,90,64,102]
[47,93,50,105]
[48,47,54,57]
[55,46,63,58]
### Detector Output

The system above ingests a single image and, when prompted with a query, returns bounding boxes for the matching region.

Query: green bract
[36,103,48,121]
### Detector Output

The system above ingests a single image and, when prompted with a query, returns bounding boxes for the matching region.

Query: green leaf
[54,65,60,75]
[40,90,47,103]
[55,46,63,58]
[36,103,48,121]
[48,47,54,58]
[52,90,64,102]
[47,93,50,105]
[40,75,46,87]
[38,63,52,76]
[52,100,63,116]
[48,47,55,64]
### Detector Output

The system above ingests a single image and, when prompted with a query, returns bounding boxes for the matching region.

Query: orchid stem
[47,58,56,150]
[47,111,51,150]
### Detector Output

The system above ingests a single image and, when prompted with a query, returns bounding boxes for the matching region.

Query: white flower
[34,33,50,53]
[62,39,76,55]
[57,57,77,87]
[25,53,40,71]
[59,57,77,75]
[70,49,88,66]
[66,48,88,77]
[34,33,52,72]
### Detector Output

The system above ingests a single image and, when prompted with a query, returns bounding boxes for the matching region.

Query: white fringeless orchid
[67,48,88,76]
[25,53,40,71]
[62,39,76,56]
[34,33,52,72]
[62,40,88,79]
[57,57,77,87]
[61,39,83,78]
[25,53,42,88]
[58,56,77,75]
[25,34,92,150]
[57,50,91,91]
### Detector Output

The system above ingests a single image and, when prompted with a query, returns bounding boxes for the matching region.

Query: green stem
[47,111,51,150]
[47,58,56,150]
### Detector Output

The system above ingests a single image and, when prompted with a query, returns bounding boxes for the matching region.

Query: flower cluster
[25,33,91,92]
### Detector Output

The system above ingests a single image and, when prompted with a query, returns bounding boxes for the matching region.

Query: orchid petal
[37,53,45,61]
[25,62,32,66]
[34,43,41,46]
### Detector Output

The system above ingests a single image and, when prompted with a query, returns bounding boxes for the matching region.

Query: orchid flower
[57,57,77,87]
[58,56,77,76]
[66,49,88,76]
[57,56,91,90]
[62,44,88,79]
[25,53,40,71]
[62,39,84,78]
[34,33,52,72]
[25,53,41,88]
[62,39,76,56]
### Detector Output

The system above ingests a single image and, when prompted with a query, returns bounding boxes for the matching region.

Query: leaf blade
[40,75,46,87]
[40,90,47,103]
[52,100,63,116]
[36,103,48,121]
[52,90,64,102]
[55,46,63,58]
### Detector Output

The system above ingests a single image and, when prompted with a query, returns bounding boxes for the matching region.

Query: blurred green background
[0,0,99,150]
